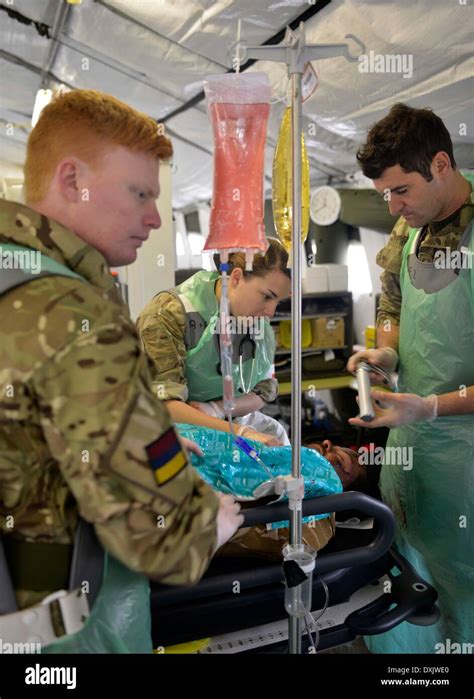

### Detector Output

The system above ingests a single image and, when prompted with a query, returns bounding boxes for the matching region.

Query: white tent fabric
[0,0,472,205]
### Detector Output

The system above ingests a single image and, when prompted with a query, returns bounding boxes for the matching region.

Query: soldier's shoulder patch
[146,427,187,486]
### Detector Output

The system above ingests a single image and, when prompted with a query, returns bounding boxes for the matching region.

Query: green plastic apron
[0,244,152,653]
[366,183,474,654]
[42,554,152,654]
[175,271,275,401]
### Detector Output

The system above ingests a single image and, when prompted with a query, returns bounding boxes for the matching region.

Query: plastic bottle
[283,545,316,618]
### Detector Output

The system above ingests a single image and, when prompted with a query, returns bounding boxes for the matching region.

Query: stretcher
[150,492,439,653]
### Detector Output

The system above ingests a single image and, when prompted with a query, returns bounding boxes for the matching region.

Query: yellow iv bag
[272,106,310,252]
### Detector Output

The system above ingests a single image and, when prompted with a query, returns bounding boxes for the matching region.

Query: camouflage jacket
[0,199,219,595]
[377,186,474,326]
[136,290,278,403]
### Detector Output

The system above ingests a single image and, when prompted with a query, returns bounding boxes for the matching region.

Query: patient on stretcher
[177,423,368,560]
[222,440,369,559]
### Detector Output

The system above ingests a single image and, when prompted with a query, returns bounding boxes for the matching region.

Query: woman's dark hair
[213,237,291,279]
[356,103,456,181]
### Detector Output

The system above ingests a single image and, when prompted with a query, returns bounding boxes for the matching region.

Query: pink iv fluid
[203,73,271,255]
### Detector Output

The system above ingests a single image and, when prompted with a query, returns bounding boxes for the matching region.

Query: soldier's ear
[432,151,451,179]
[56,158,83,202]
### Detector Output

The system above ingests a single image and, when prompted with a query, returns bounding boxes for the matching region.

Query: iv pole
[229,23,365,654]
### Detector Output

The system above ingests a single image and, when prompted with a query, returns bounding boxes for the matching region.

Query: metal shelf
[272,312,349,322]
[289,291,351,298]
[277,375,355,395]
[275,345,348,356]
[271,291,354,384]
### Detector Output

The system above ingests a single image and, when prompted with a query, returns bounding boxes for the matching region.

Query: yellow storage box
[279,319,312,348]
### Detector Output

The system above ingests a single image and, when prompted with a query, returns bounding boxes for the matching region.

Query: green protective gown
[175,271,275,401]
[366,176,474,654]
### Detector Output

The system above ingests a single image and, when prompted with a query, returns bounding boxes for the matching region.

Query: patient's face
[308,440,366,490]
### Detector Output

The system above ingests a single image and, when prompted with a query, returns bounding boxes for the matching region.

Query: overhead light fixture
[31,88,53,127]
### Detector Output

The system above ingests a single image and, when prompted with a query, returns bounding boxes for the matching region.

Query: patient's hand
[178,436,204,457]
[189,400,225,419]
[238,426,282,447]
[215,493,244,550]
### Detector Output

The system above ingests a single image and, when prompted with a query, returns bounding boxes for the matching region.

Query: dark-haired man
[348,103,473,654]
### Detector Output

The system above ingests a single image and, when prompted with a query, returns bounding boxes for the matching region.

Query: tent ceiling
[0,0,472,207]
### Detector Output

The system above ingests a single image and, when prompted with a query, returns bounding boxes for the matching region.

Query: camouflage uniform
[137,291,278,403]
[377,189,474,326]
[0,199,219,608]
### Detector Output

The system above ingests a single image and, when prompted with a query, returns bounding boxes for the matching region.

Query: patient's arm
[168,400,281,445]
[167,400,231,433]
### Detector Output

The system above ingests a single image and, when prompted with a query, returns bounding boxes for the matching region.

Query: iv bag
[272,105,310,252]
[203,73,271,260]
